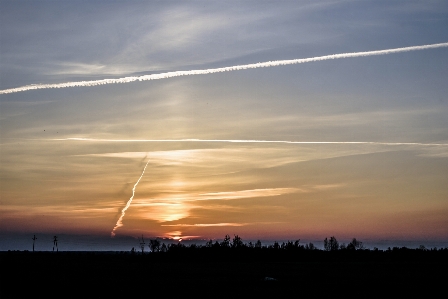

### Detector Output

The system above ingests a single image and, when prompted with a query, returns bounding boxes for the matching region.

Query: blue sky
[1,1,448,250]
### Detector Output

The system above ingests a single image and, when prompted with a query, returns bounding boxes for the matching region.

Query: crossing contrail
[1,42,447,95]
[53,138,448,147]
[111,158,150,237]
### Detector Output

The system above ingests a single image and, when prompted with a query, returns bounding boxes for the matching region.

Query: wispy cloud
[128,188,301,224]
[196,188,300,201]
[0,204,119,218]
[48,62,107,75]
[161,223,248,227]
[133,201,192,223]
[162,230,200,240]
[309,184,345,190]
[417,147,448,158]
[83,148,303,170]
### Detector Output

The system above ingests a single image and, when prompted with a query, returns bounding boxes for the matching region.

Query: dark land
[1,246,447,298]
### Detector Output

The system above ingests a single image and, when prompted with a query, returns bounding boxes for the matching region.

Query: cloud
[161,223,247,227]
[196,188,301,201]
[310,184,345,190]
[0,204,119,219]
[417,146,448,158]
[163,230,199,240]
[128,188,301,224]
[48,62,107,75]
[133,201,192,223]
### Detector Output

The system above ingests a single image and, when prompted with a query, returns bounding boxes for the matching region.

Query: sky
[1,0,448,250]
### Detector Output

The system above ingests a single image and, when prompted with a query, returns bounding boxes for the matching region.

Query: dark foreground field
[1,249,447,298]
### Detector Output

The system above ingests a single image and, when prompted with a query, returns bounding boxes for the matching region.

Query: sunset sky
[1,1,448,250]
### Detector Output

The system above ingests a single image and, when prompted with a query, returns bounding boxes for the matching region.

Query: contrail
[1,42,447,95]
[54,138,448,147]
[111,158,150,237]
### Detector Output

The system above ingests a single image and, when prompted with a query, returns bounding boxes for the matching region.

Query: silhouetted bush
[347,238,364,250]
[148,239,161,252]
[324,236,339,251]
[221,234,231,248]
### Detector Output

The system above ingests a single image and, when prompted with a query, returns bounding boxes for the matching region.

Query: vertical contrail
[111,158,150,237]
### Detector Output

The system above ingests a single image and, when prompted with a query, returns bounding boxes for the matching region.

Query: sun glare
[139,200,191,222]
[170,180,186,188]
[166,231,182,240]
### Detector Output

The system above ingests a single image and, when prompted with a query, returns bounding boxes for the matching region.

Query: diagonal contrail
[1,42,447,95]
[53,138,448,147]
[111,158,150,237]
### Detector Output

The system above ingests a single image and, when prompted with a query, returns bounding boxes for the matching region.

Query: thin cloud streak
[197,188,300,201]
[1,42,447,94]
[161,223,248,227]
[51,138,448,146]
[132,188,301,206]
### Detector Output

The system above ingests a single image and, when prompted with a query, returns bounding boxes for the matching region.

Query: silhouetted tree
[347,238,364,250]
[282,240,301,250]
[221,235,231,248]
[149,239,161,252]
[305,242,316,250]
[324,236,339,251]
[168,242,185,252]
[271,241,280,250]
[232,235,244,248]
[206,239,214,248]
[255,240,262,249]
[160,243,167,252]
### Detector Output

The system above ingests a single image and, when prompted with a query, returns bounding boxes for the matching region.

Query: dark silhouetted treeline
[1,235,447,298]
[140,234,447,255]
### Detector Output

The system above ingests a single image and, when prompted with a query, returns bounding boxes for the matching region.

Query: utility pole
[139,235,145,254]
[53,236,58,252]
[32,235,37,252]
